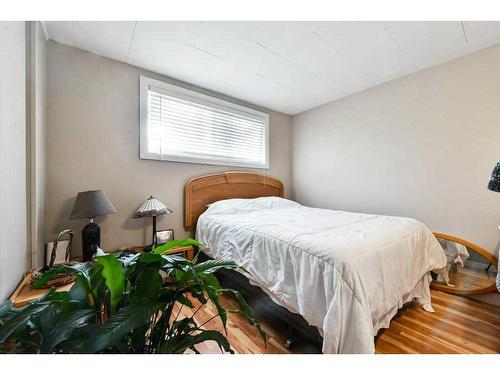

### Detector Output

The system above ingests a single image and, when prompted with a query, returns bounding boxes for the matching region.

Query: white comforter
[196,197,447,354]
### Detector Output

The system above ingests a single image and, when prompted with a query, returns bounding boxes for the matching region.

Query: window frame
[139,76,270,169]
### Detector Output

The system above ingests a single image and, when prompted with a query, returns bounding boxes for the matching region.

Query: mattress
[196,197,447,353]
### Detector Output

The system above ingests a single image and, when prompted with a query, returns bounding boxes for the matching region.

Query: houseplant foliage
[0,239,264,353]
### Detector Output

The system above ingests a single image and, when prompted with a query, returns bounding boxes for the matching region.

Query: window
[140,76,269,169]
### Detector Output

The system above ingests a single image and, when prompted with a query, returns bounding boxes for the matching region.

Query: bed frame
[184,171,322,352]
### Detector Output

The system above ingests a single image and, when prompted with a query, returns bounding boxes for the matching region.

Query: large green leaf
[184,286,207,305]
[38,303,63,335]
[203,274,227,329]
[153,239,202,255]
[96,254,125,312]
[130,325,149,353]
[32,262,94,289]
[224,289,266,343]
[4,327,40,353]
[0,302,50,343]
[137,252,165,265]
[0,300,12,319]
[40,309,95,353]
[160,330,233,354]
[175,294,194,308]
[131,264,162,304]
[75,304,157,353]
[193,258,240,275]
[65,262,94,281]
[31,267,67,288]
[68,275,91,306]
[89,262,106,308]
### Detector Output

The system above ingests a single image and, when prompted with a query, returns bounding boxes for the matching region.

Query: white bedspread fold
[196,197,447,353]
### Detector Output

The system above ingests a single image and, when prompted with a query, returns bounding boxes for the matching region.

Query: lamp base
[82,222,100,261]
[142,215,157,253]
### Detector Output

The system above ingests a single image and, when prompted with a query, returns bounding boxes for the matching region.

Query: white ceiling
[44,21,500,115]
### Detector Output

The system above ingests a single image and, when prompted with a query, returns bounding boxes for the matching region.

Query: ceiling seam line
[461,22,469,46]
[125,21,137,61]
[71,22,77,44]
[39,21,49,41]
[188,21,202,43]
[186,42,224,61]
[383,26,402,49]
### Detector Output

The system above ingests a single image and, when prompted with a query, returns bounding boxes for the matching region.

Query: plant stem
[197,313,220,329]
[190,300,206,320]
[173,303,183,326]
[156,300,175,352]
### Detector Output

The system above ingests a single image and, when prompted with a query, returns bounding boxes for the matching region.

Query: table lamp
[70,190,117,261]
[133,196,172,250]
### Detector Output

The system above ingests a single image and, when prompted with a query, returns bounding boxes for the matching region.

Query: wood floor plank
[388,321,463,354]
[432,290,500,315]
[176,290,500,354]
[402,309,500,351]
[397,314,498,353]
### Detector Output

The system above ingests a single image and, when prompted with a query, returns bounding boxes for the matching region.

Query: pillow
[251,196,300,209]
[205,197,299,215]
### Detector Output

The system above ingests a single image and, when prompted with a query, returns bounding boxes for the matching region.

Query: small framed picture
[155,229,175,245]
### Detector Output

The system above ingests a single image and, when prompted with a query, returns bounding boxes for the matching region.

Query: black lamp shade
[488,161,500,193]
[70,190,117,219]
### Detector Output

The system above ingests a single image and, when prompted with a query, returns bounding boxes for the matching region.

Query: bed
[185,172,447,354]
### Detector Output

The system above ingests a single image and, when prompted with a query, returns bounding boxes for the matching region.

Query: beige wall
[46,41,293,256]
[0,22,28,300]
[293,43,500,254]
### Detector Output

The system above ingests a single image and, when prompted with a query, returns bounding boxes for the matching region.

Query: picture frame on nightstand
[155,229,174,245]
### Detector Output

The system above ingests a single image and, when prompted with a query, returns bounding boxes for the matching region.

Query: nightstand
[10,271,73,308]
[10,245,196,308]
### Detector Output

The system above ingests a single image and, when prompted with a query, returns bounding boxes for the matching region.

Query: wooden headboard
[184,172,284,231]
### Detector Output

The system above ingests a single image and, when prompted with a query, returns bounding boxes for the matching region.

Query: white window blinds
[140,76,269,168]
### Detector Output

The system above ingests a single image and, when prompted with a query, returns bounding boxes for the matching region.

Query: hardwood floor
[376,290,500,353]
[176,289,500,354]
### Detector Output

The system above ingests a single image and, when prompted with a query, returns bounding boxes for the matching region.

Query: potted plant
[0,239,264,354]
